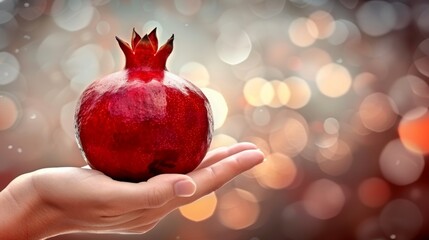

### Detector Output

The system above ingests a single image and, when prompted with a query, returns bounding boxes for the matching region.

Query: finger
[166,149,264,209]
[191,149,264,196]
[196,142,258,170]
[108,174,196,211]
[107,149,264,221]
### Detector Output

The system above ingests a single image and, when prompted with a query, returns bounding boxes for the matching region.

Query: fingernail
[174,180,196,197]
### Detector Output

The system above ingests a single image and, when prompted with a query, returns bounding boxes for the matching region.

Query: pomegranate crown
[115,28,173,71]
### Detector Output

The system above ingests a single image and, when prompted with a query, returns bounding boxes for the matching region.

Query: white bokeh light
[0,52,20,85]
[51,0,95,32]
[379,139,424,186]
[216,25,252,65]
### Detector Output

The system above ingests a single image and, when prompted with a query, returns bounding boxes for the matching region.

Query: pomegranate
[74,28,213,182]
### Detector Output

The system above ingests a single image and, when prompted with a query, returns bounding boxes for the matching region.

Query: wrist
[0,173,64,239]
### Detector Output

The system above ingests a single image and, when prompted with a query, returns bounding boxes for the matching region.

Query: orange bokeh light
[0,95,18,131]
[179,192,217,222]
[398,109,429,154]
[358,177,391,208]
[217,188,260,230]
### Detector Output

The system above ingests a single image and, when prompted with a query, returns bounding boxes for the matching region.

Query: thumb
[136,174,196,208]
[148,174,196,197]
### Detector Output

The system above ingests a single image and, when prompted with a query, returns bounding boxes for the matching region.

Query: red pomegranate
[74,28,213,182]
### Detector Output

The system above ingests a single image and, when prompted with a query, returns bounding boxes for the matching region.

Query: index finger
[169,148,264,208]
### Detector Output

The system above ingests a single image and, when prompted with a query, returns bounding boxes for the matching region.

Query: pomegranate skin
[75,29,213,182]
[75,69,213,182]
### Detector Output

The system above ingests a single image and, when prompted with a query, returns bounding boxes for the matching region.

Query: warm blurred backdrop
[1,0,429,239]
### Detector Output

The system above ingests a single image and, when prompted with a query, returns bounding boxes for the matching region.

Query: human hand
[0,142,264,239]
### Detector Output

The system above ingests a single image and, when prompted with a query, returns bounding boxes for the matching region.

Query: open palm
[2,142,263,239]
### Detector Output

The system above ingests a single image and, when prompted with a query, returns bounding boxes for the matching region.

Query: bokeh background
[1,0,429,239]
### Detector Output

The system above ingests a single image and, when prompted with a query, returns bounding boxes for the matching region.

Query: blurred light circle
[286,55,302,72]
[37,33,72,70]
[379,139,424,186]
[0,94,18,130]
[359,92,397,132]
[201,88,228,130]
[253,152,297,189]
[0,10,13,24]
[252,107,271,126]
[272,80,290,107]
[389,75,429,116]
[392,2,411,30]
[358,177,391,208]
[174,0,202,16]
[18,0,47,20]
[316,63,352,98]
[298,48,332,80]
[324,117,339,134]
[179,192,217,222]
[289,17,318,47]
[218,188,260,230]
[0,52,20,85]
[317,140,353,176]
[96,21,110,35]
[410,78,429,99]
[283,76,311,109]
[243,77,269,107]
[245,78,289,108]
[0,0,16,13]
[328,20,349,45]
[260,80,275,105]
[249,0,286,18]
[416,7,429,33]
[60,101,76,140]
[51,0,95,32]
[356,1,396,36]
[343,19,362,41]
[209,134,237,150]
[379,199,423,240]
[216,25,252,65]
[62,44,102,92]
[351,112,372,136]
[269,115,308,157]
[309,10,335,39]
[417,38,429,56]
[179,62,210,87]
[353,72,377,96]
[314,129,338,149]
[303,179,345,220]
[414,57,429,77]
[243,136,270,157]
[398,107,429,154]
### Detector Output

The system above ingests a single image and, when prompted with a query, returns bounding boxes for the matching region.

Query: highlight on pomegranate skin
[74,28,213,182]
